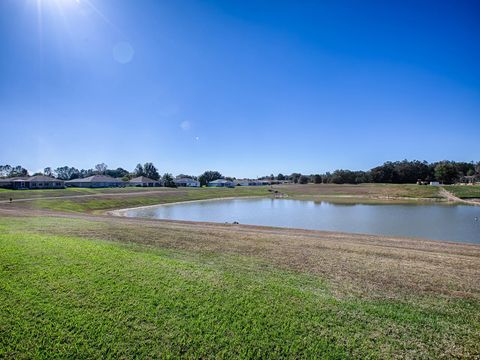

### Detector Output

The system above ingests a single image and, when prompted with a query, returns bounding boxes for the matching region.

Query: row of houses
[0,175,202,190]
[65,175,164,188]
[0,174,280,190]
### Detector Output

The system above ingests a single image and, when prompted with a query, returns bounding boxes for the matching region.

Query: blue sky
[0,0,479,177]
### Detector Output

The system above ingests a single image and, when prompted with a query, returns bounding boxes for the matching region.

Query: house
[235,179,264,186]
[174,178,200,187]
[235,179,251,186]
[0,179,14,189]
[129,176,161,187]
[459,175,478,185]
[0,176,65,190]
[65,175,125,188]
[208,179,235,188]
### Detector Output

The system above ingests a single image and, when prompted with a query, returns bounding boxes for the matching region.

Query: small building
[208,179,235,188]
[174,178,200,187]
[129,176,161,187]
[66,175,125,188]
[0,176,65,190]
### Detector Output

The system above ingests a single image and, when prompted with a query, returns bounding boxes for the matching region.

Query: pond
[122,198,480,244]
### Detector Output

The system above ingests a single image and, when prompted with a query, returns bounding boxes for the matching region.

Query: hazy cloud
[180,120,191,130]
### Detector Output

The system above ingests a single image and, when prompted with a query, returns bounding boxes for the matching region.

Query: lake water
[123,198,480,244]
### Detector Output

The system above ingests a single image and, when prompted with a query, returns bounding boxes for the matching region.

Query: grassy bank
[0,186,171,201]
[447,185,480,199]
[276,183,442,200]
[6,187,271,213]
[1,216,479,358]
[2,183,447,213]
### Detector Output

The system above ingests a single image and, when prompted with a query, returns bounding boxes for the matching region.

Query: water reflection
[125,198,480,244]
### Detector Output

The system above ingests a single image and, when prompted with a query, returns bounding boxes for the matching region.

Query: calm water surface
[124,198,480,244]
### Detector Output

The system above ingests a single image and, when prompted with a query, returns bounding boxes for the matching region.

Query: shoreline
[108,195,269,217]
[107,196,480,245]
[108,194,463,217]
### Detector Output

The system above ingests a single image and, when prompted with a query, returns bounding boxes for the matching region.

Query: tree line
[1,159,479,185]
[263,160,480,185]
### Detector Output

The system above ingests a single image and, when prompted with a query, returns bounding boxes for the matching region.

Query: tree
[134,163,144,177]
[44,167,53,177]
[162,173,176,187]
[54,166,79,180]
[105,168,129,179]
[277,173,285,181]
[298,175,309,184]
[143,162,160,180]
[290,173,301,184]
[198,171,223,187]
[9,165,29,177]
[0,165,12,178]
[322,172,333,183]
[434,162,458,184]
[312,174,322,184]
[79,168,94,178]
[370,162,395,183]
[331,170,357,184]
[95,163,108,175]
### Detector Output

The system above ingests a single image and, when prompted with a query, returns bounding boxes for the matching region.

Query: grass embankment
[6,187,271,213]
[0,186,182,201]
[447,185,480,199]
[3,184,446,213]
[275,183,442,204]
[1,216,479,358]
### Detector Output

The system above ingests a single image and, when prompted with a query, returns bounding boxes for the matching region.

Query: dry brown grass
[276,183,442,201]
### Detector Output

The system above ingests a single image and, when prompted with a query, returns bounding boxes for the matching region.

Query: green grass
[447,185,480,199]
[12,187,270,213]
[3,184,447,213]
[0,217,479,358]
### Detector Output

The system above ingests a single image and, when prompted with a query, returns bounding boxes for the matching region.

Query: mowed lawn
[1,216,479,358]
[447,185,480,199]
[2,187,271,213]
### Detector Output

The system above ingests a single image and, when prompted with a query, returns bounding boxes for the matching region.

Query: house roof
[0,176,61,182]
[174,178,198,183]
[209,179,232,183]
[129,176,159,183]
[29,175,63,182]
[66,175,123,183]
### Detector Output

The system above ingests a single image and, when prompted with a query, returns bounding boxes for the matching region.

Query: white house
[129,176,161,187]
[66,175,125,188]
[208,179,235,188]
[1,176,65,190]
[174,178,200,187]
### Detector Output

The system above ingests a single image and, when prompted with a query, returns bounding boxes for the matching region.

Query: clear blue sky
[0,0,479,178]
